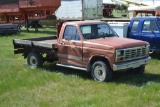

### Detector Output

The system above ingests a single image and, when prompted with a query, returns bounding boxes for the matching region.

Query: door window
[63,25,80,40]
[131,20,139,32]
[150,20,158,31]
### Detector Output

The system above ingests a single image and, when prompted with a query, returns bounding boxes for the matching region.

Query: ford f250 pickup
[13,20,151,82]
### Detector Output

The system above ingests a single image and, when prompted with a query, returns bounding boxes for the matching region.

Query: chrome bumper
[113,56,151,71]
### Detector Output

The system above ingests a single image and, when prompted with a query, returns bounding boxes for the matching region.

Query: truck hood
[84,37,149,49]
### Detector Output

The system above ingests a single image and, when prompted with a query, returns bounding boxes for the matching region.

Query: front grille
[124,47,147,60]
[116,45,149,62]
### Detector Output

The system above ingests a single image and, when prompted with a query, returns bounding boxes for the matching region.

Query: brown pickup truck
[13,20,151,82]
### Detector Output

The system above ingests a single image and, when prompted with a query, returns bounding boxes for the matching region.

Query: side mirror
[65,36,72,41]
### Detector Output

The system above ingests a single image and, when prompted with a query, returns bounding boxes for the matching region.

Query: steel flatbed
[13,36,57,49]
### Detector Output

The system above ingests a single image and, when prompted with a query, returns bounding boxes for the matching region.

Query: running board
[56,64,87,71]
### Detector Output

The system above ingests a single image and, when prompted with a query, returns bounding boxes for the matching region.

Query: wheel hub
[98,70,103,76]
[30,56,37,65]
[94,65,106,81]
[32,59,36,64]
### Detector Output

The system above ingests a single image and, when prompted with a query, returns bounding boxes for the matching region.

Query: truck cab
[56,21,150,82]
[128,16,160,51]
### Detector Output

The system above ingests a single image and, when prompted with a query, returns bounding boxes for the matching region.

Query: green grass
[0,27,160,107]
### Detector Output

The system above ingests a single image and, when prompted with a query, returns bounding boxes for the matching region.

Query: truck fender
[23,48,32,59]
[86,55,111,72]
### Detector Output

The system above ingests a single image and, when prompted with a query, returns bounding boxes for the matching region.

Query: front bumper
[113,56,151,71]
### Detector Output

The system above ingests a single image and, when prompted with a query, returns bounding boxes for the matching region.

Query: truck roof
[131,16,160,20]
[64,20,106,26]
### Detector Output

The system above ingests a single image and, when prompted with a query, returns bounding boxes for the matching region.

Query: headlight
[117,51,121,56]
[146,44,150,55]
[116,50,124,56]
[116,50,124,62]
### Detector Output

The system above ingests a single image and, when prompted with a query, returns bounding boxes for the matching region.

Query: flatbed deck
[13,36,57,49]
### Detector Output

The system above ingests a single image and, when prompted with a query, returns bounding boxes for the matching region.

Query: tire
[132,65,145,74]
[27,52,43,69]
[18,26,21,32]
[16,27,21,35]
[91,61,113,82]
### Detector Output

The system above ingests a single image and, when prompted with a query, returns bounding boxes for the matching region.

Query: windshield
[80,23,118,40]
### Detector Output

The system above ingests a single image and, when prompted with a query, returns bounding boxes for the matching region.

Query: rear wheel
[91,61,112,82]
[27,52,43,69]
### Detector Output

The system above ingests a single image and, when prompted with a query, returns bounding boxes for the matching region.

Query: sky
[103,0,160,5]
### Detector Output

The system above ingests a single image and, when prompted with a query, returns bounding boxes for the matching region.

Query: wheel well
[23,48,45,59]
[87,56,110,72]
[23,50,30,59]
[23,49,39,59]
[23,48,57,61]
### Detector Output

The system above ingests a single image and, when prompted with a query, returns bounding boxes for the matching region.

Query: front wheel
[27,52,43,69]
[91,61,113,82]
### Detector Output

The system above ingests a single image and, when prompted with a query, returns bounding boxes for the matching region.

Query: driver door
[57,25,84,67]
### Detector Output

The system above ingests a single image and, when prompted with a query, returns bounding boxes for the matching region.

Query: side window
[131,20,139,32]
[142,20,150,31]
[142,20,158,32]
[63,25,80,40]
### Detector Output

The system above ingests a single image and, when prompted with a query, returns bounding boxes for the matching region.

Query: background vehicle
[0,23,20,35]
[109,16,160,52]
[128,16,160,52]
[0,0,60,31]
[55,0,103,20]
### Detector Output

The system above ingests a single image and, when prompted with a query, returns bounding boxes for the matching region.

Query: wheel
[16,27,21,35]
[27,52,43,69]
[91,61,113,82]
[132,65,145,74]
[18,26,21,32]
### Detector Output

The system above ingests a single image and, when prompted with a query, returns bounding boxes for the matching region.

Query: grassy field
[0,27,160,107]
